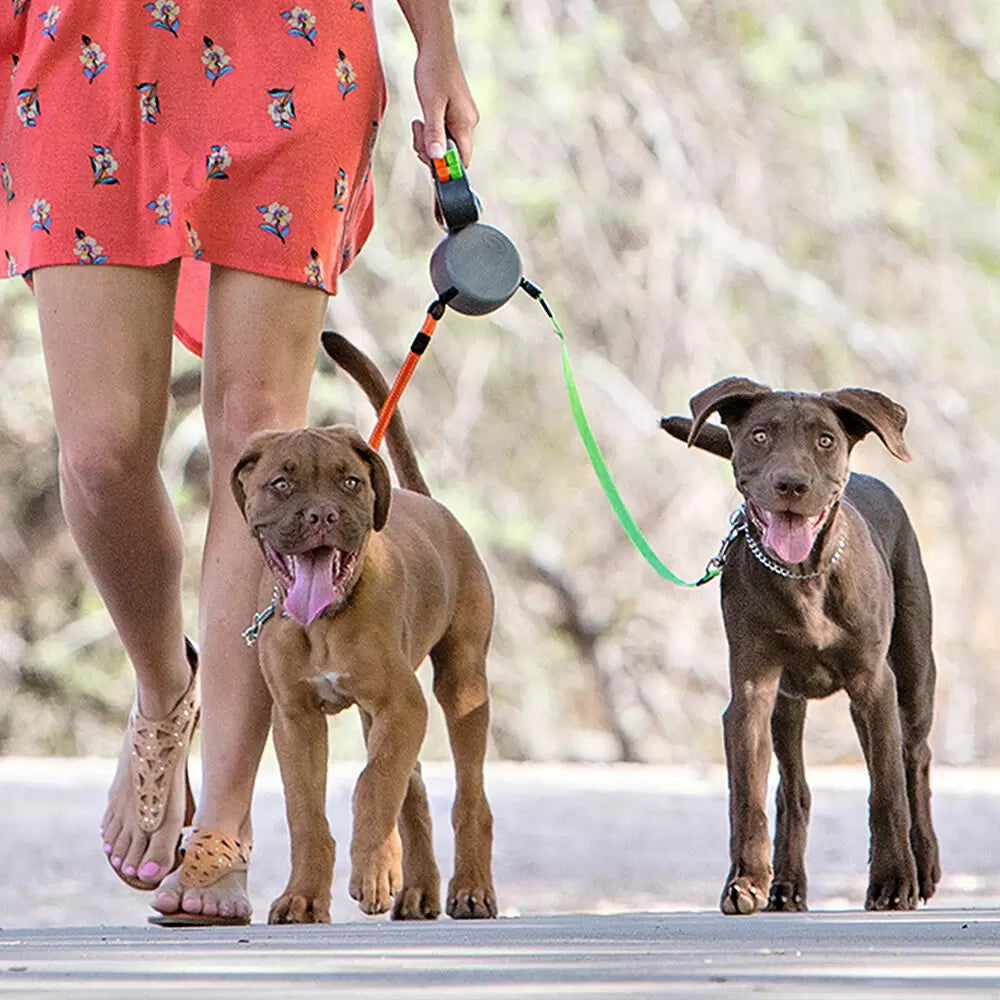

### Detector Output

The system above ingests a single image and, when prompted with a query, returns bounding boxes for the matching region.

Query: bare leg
[152,266,325,919]
[33,261,193,886]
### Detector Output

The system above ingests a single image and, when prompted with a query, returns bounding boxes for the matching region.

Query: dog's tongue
[762,512,815,564]
[284,549,336,626]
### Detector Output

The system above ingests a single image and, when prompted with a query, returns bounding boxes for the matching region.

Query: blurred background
[1,0,998,769]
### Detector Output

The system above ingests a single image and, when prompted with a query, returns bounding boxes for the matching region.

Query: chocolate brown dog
[661,378,939,914]
[232,333,497,924]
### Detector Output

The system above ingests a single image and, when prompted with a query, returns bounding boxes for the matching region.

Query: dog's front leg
[847,659,919,911]
[721,661,779,915]
[350,671,428,915]
[268,694,335,924]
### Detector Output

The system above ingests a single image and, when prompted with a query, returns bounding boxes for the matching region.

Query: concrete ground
[2,758,1000,996]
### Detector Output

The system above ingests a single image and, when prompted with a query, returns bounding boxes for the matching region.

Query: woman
[0,0,477,924]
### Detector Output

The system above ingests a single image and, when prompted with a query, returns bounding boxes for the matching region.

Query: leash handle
[519,279,720,588]
[368,300,445,450]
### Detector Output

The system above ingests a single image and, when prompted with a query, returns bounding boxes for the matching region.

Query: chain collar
[712,504,846,581]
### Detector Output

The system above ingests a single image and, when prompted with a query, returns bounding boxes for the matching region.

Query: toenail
[123,865,137,877]
[139,861,161,880]
[112,856,122,869]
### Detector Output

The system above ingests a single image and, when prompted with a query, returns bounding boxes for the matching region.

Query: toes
[446,884,497,920]
[721,878,767,915]
[392,886,441,921]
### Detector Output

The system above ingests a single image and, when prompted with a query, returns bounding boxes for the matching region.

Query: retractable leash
[368,144,722,587]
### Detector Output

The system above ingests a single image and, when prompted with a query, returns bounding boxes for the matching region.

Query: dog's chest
[306,671,356,714]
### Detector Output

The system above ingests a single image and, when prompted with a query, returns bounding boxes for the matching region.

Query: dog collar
[720,505,846,581]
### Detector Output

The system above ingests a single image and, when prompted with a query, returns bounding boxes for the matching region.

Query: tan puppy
[232,337,497,924]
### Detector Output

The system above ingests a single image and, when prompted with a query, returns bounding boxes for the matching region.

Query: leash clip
[697,507,746,585]
[242,586,281,647]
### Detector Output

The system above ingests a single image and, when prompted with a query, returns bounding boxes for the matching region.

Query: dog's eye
[270,477,291,493]
[752,429,768,444]
[343,475,361,491]
[817,433,835,449]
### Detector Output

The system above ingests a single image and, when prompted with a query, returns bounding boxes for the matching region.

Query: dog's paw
[268,890,332,924]
[720,877,768,915]
[350,844,403,916]
[765,880,808,912]
[446,874,497,919]
[392,884,441,921]
[865,869,919,911]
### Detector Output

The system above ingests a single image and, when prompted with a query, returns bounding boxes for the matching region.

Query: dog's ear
[231,432,283,517]
[660,415,733,459]
[687,377,773,446]
[346,433,392,532]
[822,388,911,462]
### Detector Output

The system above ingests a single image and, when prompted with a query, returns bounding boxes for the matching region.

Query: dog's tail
[320,331,432,497]
[659,415,733,459]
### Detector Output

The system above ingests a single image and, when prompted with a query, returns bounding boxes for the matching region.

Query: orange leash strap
[368,300,446,449]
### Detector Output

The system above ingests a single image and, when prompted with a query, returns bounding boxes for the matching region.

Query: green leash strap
[519,279,721,587]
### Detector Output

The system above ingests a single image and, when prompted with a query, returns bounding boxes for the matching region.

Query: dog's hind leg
[888,561,941,902]
[431,627,497,919]
[766,692,810,912]
[392,759,443,920]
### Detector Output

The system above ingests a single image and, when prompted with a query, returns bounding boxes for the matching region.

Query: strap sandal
[115,637,199,890]
[148,828,253,927]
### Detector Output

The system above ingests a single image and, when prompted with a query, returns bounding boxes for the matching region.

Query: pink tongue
[763,512,815,564]
[284,549,336,626]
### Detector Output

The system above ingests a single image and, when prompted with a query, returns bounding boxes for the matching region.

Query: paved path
[2,759,1000,995]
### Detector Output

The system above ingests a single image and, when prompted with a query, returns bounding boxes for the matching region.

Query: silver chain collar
[712,505,846,581]
[242,584,283,647]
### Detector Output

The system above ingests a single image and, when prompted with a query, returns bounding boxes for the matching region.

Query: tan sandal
[148,828,253,927]
[113,638,199,890]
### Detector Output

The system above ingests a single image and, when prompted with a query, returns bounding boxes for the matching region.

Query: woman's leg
[152,266,326,920]
[32,261,195,886]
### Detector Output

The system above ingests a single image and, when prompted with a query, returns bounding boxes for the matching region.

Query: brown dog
[232,333,497,924]
[661,378,939,915]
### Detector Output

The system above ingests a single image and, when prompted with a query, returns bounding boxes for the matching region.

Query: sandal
[148,828,253,927]
[112,637,200,890]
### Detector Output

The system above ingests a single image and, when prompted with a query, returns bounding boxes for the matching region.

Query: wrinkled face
[727,394,851,565]
[232,426,390,626]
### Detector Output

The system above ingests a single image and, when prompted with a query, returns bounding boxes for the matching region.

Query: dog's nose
[772,472,811,498]
[303,505,339,527]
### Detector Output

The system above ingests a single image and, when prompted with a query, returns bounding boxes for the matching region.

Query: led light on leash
[366,148,721,587]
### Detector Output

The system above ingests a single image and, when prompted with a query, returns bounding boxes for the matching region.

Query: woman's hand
[410,40,479,167]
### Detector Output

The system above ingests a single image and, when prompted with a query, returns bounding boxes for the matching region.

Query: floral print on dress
[16,86,39,127]
[351,1,365,10]
[11,54,19,81]
[1,163,13,202]
[256,201,292,242]
[202,37,233,85]
[12,0,27,16]
[137,81,160,123]
[146,193,172,225]
[281,8,316,45]
[90,145,120,185]
[336,50,357,98]
[80,35,108,84]
[267,87,295,129]
[144,0,180,36]
[40,6,60,41]
[185,221,203,259]
[73,228,107,264]
[332,167,347,211]
[5,250,17,278]
[30,198,52,233]
[304,247,324,288]
[205,144,231,180]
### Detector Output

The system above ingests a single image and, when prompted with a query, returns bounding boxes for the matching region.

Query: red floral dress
[0,1,386,354]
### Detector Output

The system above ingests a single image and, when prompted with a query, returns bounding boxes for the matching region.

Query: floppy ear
[821,388,911,461]
[687,377,773,445]
[345,432,392,532]
[230,432,284,517]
